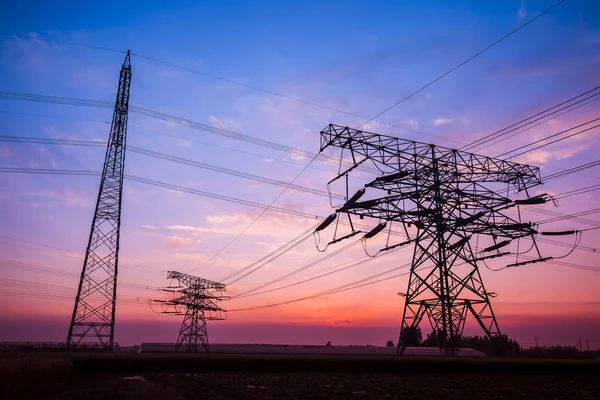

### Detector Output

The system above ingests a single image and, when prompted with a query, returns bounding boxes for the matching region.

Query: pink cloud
[163,235,190,250]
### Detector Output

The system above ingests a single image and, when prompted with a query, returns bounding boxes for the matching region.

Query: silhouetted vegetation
[521,345,579,358]
[386,340,394,348]
[399,326,423,347]
[421,331,520,356]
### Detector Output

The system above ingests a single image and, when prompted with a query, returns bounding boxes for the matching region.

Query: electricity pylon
[66,51,131,350]
[153,271,228,352]
[317,124,551,356]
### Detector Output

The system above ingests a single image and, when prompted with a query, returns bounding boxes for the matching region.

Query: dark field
[2,353,599,399]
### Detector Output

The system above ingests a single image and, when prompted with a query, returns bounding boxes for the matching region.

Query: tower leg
[397,228,501,356]
[175,309,209,353]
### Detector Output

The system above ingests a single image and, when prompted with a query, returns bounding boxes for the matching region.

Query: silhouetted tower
[153,271,228,352]
[66,51,132,350]
[317,124,553,356]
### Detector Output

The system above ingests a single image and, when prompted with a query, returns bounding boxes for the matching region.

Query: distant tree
[386,340,394,347]
[521,345,578,358]
[421,332,522,356]
[421,330,444,347]
[325,341,332,347]
[399,326,422,347]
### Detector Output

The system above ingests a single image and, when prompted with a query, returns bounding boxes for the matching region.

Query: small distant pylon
[152,271,228,352]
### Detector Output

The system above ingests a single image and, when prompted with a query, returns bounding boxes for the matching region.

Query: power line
[536,207,600,225]
[130,146,340,199]
[497,117,600,159]
[356,0,565,128]
[0,235,166,275]
[5,164,600,233]
[218,224,319,283]
[545,159,600,183]
[2,31,452,143]
[131,55,458,144]
[232,250,402,300]
[0,31,125,54]
[0,91,379,174]
[189,153,320,274]
[0,136,345,198]
[228,251,600,312]
[462,86,600,152]
[0,259,157,291]
[0,167,405,238]
[528,208,600,228]
[0,110,370,178]
[228,261,422,312]
[231,239,361,293]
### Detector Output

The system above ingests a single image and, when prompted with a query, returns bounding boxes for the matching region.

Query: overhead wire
[535,207,600,225]
[0,135,346,197]
[218,224,319,283]
[231,239,362,296]
[188,153,320,275]
[0,32,125,54]
[0,91,379,174]
[0,258,158,292]
[0,235,166,275]
[497,117,600,159]
[544,159,600,184]
[356,0,565,128]
[2,30,452,143]
[461,85,600,152]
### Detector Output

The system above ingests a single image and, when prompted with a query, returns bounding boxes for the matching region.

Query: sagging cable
[550,230,582,260]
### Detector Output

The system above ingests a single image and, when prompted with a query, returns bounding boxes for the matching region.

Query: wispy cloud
[517,0,526,20]
[163,235,191,250]
[431,118,452,126]
[403,119,419,130]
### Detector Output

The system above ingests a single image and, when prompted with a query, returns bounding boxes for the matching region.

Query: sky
[0,0,599,349]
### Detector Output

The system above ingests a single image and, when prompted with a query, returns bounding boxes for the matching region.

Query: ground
[2,353,599,399]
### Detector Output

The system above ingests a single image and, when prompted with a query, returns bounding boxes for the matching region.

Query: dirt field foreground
[2,353,599,399]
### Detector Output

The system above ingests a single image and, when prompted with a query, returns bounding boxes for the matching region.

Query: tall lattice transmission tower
[152,271,228,352]
[67,51,132,350]
[316,124,556,356]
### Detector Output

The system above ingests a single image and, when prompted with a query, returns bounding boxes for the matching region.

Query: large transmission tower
[153,271,228,352]
[317,124,552,356]
[67,51,132,350]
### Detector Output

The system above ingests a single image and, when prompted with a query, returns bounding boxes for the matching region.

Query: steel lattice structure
[153,271,228,352]
[318,124,548,356]
[66,51,131,350]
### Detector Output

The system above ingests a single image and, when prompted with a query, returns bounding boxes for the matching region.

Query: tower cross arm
[167,270,226,290]
[320,124,542,191]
